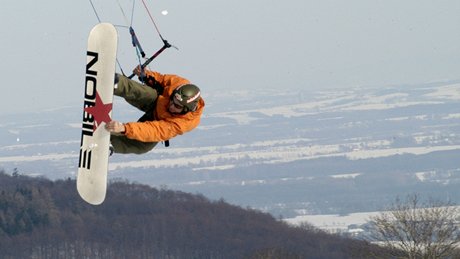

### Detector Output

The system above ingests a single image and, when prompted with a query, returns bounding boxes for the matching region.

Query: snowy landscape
[1,81,460,234]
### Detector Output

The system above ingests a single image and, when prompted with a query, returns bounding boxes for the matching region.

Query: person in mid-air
[105,66,204,154]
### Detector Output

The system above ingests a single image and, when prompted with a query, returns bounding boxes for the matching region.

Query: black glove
[145,75,156,87]
[144,75,164,95]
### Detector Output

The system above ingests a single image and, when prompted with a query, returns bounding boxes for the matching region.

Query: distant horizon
[4,77,460,116]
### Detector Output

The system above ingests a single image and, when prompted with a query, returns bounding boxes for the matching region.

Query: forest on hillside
[0,170,389,258]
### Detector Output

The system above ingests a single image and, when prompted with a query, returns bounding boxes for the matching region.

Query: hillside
[0,170,388,258]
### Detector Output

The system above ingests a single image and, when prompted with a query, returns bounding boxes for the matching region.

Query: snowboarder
[105,66,204,154]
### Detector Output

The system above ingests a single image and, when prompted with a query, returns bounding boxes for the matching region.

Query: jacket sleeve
[123,105,204,142]
[124,117,199,142]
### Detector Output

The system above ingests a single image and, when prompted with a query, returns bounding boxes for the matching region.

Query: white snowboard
[77,23,118,205]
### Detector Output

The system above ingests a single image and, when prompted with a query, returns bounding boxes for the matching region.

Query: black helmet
[171,84,201,112]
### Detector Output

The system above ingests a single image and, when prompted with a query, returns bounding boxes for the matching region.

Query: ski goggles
[170,97,184,111]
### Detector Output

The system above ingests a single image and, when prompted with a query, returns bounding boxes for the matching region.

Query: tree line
[0,170,390,258]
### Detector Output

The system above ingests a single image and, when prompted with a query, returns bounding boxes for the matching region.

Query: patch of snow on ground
[424,83,460,100]
[330,173,361,179]
[285,211,381,231]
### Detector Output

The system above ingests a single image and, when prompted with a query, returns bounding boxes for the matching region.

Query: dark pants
[111,75,158,154]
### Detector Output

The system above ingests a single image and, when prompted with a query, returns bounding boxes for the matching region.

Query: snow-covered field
[285,211,380,233]
[1,82,459,217]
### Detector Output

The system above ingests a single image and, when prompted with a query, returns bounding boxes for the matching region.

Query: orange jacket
[123,71,205,142]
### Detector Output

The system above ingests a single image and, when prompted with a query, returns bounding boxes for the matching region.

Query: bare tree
[369,194,460,259]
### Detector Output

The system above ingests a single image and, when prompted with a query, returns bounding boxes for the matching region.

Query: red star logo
[84,92,113,131]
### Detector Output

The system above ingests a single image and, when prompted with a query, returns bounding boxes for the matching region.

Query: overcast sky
[1,0,460,115]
